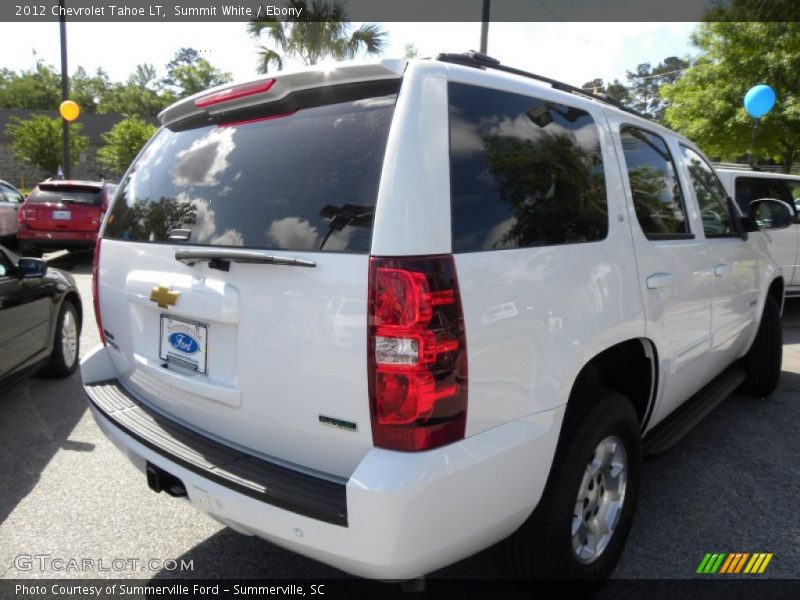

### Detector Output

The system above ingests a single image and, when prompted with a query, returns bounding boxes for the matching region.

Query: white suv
[82,53,792,582]
[716,167,800,297]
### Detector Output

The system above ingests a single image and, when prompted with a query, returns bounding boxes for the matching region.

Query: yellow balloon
[59,100,80,122]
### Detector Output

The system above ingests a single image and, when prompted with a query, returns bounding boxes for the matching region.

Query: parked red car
[17,180,117,256]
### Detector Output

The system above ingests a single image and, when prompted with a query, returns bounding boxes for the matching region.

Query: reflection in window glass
[620,126,689,238]
[104,90,397,253]
[448,83,608,252]
[680,146,734,236]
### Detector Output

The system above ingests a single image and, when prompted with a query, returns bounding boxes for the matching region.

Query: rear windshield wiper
[174,248,316,271]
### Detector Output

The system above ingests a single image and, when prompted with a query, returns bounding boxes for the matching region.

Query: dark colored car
[17,180,117,256]
[0,245,82,393]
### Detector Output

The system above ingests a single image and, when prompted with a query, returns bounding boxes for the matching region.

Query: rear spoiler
[158,58,407,128]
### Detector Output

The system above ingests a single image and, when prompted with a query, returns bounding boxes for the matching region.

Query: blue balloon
[744,84,776,118]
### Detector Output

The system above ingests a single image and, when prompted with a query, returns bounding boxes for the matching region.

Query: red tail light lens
[92,237,105,346]
[368,256,468,451]
[20,208,36,221]
[194,79,275,108]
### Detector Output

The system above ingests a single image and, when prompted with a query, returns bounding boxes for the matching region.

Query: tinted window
[448,83,608,252]
[680,146,735,237]
[735,177,798,223]
[104,89,397,253]
[620,126,690,238]
[29,185,102,206]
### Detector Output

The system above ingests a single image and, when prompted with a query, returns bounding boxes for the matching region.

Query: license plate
[53,210,71,220]
[159,315,208,374]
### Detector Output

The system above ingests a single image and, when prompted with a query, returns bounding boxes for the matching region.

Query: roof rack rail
[437,50,647,119]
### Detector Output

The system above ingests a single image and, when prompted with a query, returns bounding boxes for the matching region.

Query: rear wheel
[740,294,782,398]
[42,300,80,378]
[500,388,642,582]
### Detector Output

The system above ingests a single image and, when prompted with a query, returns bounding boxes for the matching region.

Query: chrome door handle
[714,263,731,277]
[646,272,673,289]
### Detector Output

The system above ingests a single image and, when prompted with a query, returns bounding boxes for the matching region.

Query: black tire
[18,244,43,258]
[41,300,80,378]
[740,294,782,398]
[499,388,642,584]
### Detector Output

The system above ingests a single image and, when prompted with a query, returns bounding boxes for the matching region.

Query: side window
[620,126,690,239]
[680,146,735,237]
[448,82,608,252]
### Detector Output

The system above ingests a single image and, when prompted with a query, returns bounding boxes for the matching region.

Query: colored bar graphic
[734,553,750,573]
[719,553,736,574]
[697,553,713,573]
[698,552,772,574]
[758,553,773,573]
[710,553,726,573]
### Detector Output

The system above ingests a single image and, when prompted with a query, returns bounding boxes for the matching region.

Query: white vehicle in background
[716,167,800,297]
[0,179,24,241]
[82,52,793,583]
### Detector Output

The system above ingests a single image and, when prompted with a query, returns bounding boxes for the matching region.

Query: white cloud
[171,128,235,187]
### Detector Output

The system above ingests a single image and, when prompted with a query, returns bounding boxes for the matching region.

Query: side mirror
[746,198,795,231]
[18,257,47,279]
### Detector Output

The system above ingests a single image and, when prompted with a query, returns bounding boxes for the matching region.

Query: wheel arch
[566,338,658,432]
[62,290,83,331]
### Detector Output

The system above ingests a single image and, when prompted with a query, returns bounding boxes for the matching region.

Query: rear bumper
[17,226,97,247]
[82,345,564,579]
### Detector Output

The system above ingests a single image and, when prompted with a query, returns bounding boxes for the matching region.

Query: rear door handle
[646,272,673,289]
[714,263,731,276]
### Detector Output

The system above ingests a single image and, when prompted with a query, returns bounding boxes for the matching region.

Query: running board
[644,366,745,457]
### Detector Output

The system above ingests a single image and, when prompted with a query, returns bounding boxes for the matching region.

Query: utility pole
[59,0,70,178]
[480,0,490,53]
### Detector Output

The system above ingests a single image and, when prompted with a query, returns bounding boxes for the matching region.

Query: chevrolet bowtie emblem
[149,285,180,309]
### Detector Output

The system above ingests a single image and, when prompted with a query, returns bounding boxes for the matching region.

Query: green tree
[71,66,111,113]
[0,61,60,110]
[98,64,172,119]
[661,22,800,171]
[5,115,88,175]
[404,43,420,59]
[248,1,387,73]
[161,48,232,98]
[626,56,689,121]
[97,116,157,174]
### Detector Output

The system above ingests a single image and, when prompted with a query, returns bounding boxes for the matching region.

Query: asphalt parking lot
[0,251,798,587]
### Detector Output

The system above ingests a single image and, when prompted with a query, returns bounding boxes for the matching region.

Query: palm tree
[248,1,387,73]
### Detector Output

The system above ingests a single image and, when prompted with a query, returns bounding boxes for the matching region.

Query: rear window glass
[29,186,102,206]
[104,88,398,253]
[448,82,608,253]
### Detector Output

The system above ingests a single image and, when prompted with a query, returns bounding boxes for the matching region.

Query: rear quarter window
[448,82,608,252]
[104,86,398,253]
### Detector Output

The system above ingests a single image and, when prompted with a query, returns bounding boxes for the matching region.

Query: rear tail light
[368,256,468,451]
[92,237,105,346]
[20,208,36,221]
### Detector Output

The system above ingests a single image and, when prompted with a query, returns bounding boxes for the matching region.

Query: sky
[0,21,697,91]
